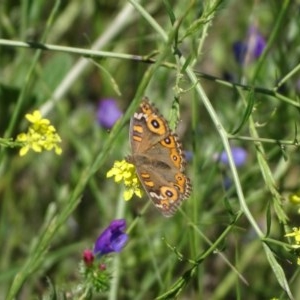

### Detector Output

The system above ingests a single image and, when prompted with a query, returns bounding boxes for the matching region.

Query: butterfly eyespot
[164,137,171,144]
[160,186,178,201]
[159,199,169,209]
[161,136,178,148]
[173,154,178,161]
[166,190,173,197]
[147,115,166,135]
[151,119,160,129]
[175,173,185,184]
[168,149,182,168]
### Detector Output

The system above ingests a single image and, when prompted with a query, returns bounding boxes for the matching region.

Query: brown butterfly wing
[129,98,191,216]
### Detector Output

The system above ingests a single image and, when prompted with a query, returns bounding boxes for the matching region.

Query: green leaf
[263,243,294,300]
[231,90,255,135]
[163,0,176,25]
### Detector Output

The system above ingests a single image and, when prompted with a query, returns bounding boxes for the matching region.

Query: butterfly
[129,97,191,217]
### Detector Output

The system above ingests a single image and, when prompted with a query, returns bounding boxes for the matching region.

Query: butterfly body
[129,97,191,217]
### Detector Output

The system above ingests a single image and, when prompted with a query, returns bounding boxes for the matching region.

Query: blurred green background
[0,1,300,299]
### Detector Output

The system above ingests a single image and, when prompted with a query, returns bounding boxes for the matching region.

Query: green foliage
[0,0,300,299]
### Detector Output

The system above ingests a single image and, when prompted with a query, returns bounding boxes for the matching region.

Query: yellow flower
[16,110,62,156]
[26,110,49,125]
[285,227,300,248]
[289,193,300,205]
[107,160,143,201]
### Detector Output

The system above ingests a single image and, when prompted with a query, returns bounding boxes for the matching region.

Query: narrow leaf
[231,90,255,135]
[263,243,294,300]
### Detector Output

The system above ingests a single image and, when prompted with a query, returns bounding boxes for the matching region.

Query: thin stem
[109,190,126,300]
[228,134,298,146]
[0,39,142,61]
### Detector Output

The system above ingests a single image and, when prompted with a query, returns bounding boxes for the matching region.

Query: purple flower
[97,99,122,129]
[218,147,248,167]
[93,219,128,256]
[233,26,266,64]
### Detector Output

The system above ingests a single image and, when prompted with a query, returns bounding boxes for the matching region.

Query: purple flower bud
[218,147,248,167]
[97,99,122,129]
[233,41,247,65]
[93,219,128,256]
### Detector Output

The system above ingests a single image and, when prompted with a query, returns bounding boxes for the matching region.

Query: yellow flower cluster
[16,110,62,156]
[285,227,300,265]
[285,227,300,247]
[106,160,143,201]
